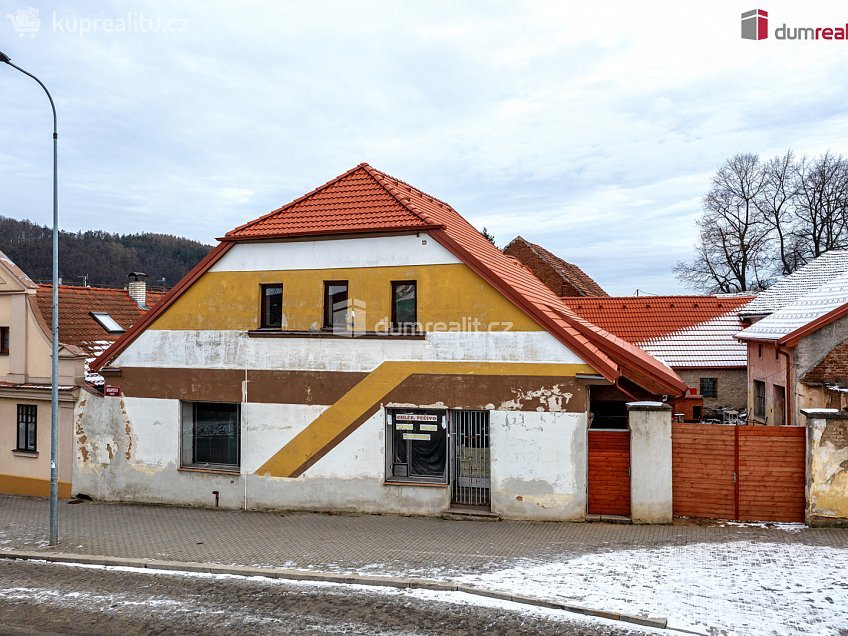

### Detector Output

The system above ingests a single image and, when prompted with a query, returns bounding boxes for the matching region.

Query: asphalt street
[0,560,654,635]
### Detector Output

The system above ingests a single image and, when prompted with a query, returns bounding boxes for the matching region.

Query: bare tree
[792,152,848,262]
[674,154,771,292]
[757,150,802,275]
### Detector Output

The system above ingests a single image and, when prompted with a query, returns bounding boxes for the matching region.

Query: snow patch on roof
[737,269,848,342]
[740,250,848,317]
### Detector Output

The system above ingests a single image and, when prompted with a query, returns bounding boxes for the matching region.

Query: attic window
[91,312,125,334]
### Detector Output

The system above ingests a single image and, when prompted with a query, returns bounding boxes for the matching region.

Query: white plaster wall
[77,394,590,519]
[489,410,587,520]
[628,406,673,524]
[113,329,586,371]
[209,233,461,272]
[76,395,450,515]
[248,409,450,515]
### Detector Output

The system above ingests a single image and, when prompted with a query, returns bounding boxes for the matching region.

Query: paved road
[0,560,651,635]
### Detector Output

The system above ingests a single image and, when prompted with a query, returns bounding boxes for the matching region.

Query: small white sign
[419,424,438,432]
[403,433,431,441]
[396,413,439,422]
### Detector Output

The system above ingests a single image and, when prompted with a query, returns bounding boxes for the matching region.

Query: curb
[0,550,668,630]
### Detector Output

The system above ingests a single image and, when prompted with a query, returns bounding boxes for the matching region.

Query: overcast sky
[1,1,846,294]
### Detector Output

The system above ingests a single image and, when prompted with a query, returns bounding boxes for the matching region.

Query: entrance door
[450,410,490,507]
[587,429,631,516]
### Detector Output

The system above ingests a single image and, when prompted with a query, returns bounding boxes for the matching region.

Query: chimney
[127,272,148,309]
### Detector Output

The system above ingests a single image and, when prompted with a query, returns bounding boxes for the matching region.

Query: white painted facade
[111,329,586,372]
[209,233,462,272]
[74,392,589,519]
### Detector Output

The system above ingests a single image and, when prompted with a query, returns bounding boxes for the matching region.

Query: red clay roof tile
[561,295,754,343]
[35,285,156,358]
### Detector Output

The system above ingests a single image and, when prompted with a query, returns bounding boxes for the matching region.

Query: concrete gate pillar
[801,408,848,527]
[627,401,673,524]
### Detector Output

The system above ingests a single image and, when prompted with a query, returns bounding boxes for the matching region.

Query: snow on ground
[449,541,848,636]
[0,561,658,634]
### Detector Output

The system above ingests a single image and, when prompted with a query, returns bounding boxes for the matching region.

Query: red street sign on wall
[104,385,121,397]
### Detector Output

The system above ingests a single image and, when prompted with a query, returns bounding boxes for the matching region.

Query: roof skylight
[91,312,125,334]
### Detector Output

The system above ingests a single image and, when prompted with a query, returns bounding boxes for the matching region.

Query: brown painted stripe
[108,367,588,411]
[111,367,367,405]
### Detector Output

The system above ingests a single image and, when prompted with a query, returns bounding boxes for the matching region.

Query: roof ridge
[224,163,369,238]
[359,164,440,226]
[365,165,455,215]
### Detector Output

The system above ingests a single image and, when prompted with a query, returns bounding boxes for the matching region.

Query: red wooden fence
[672,423,805,522]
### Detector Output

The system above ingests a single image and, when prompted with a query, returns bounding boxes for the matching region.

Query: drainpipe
[242,368,249,511]
[778,347,793,425]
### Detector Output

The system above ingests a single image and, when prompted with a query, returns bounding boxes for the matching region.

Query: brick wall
[802,336,848,385]
[504,239,582,297]
[676,368,748,412]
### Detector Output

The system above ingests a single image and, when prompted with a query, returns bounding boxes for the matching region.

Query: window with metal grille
[16,404,37,452]
[260,284,283,328]
[181,402,240,470]
[754,380,766,418]
[386,409,447,484]
[0,326,9,355]
[699,377,718,398]
[391,281,417,332]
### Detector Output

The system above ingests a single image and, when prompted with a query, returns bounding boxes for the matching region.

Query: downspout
[242,368,249,510]
[778,347,793,425]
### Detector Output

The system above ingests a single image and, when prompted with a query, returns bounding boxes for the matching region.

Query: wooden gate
[587,430,631,516]
[672,424,806,522]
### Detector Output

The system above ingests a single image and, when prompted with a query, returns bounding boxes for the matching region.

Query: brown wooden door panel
[672,424,736,519]
[587,430,630,516]
[737,426,806,522]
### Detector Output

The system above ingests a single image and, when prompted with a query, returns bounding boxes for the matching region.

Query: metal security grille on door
[450,410,491,507]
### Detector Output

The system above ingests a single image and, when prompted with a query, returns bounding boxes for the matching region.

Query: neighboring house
[503,236,607,297]
[0,253,159,498]
[736,251,848,425]
[82,163,687,521]
[563,295,754,415]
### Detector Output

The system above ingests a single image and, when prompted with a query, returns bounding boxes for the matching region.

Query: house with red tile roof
[504,236,607,297]
[80,163,686,522]
[563,295,754,415]
[0,252,159,499]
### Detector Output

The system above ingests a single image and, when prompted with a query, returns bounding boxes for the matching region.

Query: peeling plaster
[499,384,572,412]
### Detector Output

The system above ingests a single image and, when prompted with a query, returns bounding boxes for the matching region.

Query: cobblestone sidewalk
[1,494,845,575]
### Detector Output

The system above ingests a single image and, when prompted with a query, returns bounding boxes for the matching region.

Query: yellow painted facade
[0,474,72,498]
[151,264,543,332]
[256,360,595,478]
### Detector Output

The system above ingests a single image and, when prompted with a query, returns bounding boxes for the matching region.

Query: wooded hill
[0,215,212,289]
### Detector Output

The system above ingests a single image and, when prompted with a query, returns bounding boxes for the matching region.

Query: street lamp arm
[1,56,57,135]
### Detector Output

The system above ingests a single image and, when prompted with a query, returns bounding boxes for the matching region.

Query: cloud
[0,0,846,294]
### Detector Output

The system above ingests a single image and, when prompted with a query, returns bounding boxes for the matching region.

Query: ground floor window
[386,409,447,483]
[181,402,241,470]
[16,404,37,452]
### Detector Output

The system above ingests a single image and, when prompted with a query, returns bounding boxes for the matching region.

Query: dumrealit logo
[741,8,848,41]
[741,9,768,40]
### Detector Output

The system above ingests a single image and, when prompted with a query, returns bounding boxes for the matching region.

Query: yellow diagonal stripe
[255,361,595,478]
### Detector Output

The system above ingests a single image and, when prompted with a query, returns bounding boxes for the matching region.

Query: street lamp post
[0,51,60,546]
